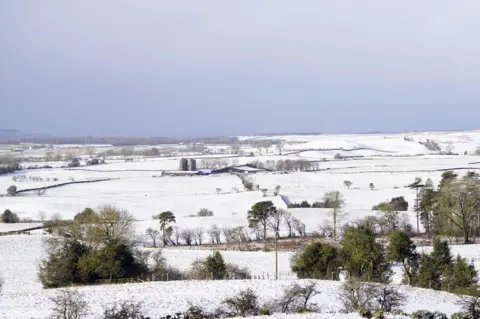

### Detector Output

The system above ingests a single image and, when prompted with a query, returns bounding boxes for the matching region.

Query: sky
[1,1,480,138]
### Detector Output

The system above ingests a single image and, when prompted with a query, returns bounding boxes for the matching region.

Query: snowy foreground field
[2,131,480,317]
[0,234,473,318]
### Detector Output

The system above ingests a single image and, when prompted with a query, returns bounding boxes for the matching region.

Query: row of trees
[412,171,480,243]
[248,159,320,172]
[0,156,20,175]
[291,224,478,296]
[41,206,257,288]
[149,208,308,248]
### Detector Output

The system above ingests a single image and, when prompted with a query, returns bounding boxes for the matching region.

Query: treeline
[150,203,308,248]
[292,225,479,296]
[39,207,253,288]
[248,159,319,172]
[0,156,20,175]
[411,171,480,243]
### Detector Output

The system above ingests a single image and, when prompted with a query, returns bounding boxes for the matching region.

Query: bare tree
[274,185,281,196]
[222,226,235,244]
[378,205,401,232]
[38,211,47,223]
[292,218,306,236]
[269,208,285,237]
[216,188,222,194]
[441,176,480,243]
[181,228,195,245]
[45,151,55,163]
[343,180,352,189]
[50,289,89,319]
[194,227,205,245]
[34,188,47,197]
[172,226,181,246]
[145,228,160,247]
[283,211,294,237]
[323,191,346,240]
[274,281,320,313]
[207,224,222,244]
[251,224,263,241]
[85,146,95,158]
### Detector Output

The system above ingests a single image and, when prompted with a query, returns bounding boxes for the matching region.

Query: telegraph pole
[275,230,279,280]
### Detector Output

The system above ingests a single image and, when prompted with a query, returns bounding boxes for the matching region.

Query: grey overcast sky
[1,1,480,137]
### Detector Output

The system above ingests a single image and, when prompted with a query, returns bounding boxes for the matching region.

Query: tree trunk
[416,189,420,234]
[333,208,337,240]
[263,224,267,250]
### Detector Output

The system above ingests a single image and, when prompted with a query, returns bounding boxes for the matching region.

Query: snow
[0,234,465,318]
[0,223,42,232]
[0,234,471,318]
[1,131,480,317]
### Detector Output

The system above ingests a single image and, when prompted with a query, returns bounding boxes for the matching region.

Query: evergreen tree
[408,177,425,233]
[205,251,227,280]
[156,211,176,246]
[387,231,419,285]
[443,255,478,293]
[291,241,342,279]
[342,225,391,283]
[247,201,277,249]
[417,238,452,290]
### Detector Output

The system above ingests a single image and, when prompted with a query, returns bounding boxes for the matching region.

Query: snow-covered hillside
[1,131,480,318]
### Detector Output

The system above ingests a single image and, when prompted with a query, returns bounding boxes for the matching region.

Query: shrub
[243,181,254,191]
[50,289,89,319]
[7,185,17,196]
[1,209,20,223]
[221,289,259,317]
[458,296,480,319]
[226,263,251,279]
[73,208,97,223]
[274,281,320,313]
[410,310,447,319]
[359,308,373,318]
[373,308,385,319]
[68,158,81,168]
[450,313,469,319]
[39,239,90,288]
[273,185,281,196]
[102,301,149,319]
[374,284,406,312]
[338,280,377,313]
[372,197,408,211]
[34,188,47,197]
[40,206,149,288]
[197,208,214,217]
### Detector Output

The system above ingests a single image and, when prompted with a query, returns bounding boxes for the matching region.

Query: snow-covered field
[2,131,480,317]
[0,234,468,319]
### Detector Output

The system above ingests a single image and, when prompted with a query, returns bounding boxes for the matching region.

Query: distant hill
[0,129,22,141]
